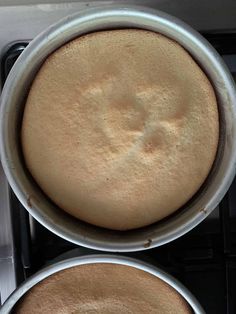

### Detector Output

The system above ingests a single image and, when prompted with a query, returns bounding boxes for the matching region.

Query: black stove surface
[1,33,236,314]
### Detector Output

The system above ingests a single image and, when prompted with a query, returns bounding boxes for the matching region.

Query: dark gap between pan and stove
[1,33,236,314]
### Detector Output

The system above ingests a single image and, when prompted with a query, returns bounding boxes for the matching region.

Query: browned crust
[14,263,192,313]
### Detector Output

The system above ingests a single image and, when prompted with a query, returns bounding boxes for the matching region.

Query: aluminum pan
[0,254,205,314]
[1,5,236,251]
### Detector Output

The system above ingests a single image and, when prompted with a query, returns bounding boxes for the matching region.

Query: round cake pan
[1,5,236,251]
[0,254,205,314]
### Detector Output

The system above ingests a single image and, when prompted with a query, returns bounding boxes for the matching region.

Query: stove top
[0,33,236,314]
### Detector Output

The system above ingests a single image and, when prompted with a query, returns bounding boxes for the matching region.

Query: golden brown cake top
[22,29,219,230]
[14,263,192,314]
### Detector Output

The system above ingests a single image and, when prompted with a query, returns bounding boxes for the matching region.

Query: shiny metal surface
[0,171,16,305]
[1,6,236,252]
[0,254,206,314]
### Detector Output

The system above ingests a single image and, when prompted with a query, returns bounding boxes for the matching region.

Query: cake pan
[1,5,236,251]
[0,254,205,314]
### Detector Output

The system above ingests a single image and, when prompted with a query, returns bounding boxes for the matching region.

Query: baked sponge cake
[14,263,192,313]
[21,29,219,230]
